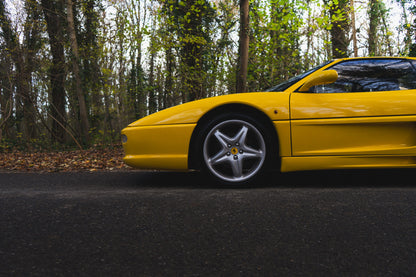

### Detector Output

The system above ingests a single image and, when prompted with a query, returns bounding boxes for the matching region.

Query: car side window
[312,59,416,93]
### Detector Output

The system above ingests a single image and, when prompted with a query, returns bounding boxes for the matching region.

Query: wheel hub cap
[203,119,266,183]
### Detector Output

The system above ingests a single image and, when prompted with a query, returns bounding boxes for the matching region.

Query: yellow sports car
[121,57,416,185]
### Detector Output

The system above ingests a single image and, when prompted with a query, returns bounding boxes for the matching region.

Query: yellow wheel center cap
[231,147,239,155]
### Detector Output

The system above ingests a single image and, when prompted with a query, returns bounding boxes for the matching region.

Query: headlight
[121,134,128,144]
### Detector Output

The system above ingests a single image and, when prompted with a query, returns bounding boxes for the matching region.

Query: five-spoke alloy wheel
[200,113,272,185]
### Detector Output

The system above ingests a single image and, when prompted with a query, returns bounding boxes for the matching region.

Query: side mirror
[298,70,338,92]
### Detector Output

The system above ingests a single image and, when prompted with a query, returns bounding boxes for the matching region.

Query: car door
[290,58,416,156]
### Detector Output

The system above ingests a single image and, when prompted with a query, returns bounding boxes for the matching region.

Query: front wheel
[199,114,273,186]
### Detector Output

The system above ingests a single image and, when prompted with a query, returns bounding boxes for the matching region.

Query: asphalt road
[1,169,416,276]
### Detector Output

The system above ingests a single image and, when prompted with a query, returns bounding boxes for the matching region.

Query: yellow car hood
[127,92,289,126]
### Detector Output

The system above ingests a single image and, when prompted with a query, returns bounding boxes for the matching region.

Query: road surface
[1,170,416,276]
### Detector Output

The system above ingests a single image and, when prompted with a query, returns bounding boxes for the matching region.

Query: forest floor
[0,146,131,172]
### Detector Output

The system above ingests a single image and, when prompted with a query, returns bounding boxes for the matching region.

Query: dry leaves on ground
[0,147,131,172]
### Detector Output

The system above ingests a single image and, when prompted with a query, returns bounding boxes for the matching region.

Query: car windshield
[266,60,333,92]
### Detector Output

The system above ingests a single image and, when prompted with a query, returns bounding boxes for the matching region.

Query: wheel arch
[188,103,280,170]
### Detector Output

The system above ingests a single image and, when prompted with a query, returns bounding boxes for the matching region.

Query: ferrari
[121,57,416,185]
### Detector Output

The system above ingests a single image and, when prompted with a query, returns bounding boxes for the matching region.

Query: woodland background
[0,0,415,152]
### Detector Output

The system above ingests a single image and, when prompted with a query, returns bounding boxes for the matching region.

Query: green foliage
[407,1,416,56]
[324,0,350,58]
[368,0,391,56]
[0,0,415,150]
[127,62,147,119]
[248,0,305,91]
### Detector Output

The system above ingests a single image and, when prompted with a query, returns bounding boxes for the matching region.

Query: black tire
[197,112,275,186]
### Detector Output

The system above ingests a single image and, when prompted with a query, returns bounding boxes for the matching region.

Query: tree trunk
[368,0,378,56]
[326,0,350,58]
[1,0,38,141]
[399,0,413,55]
[350,0,358,57]
[164,47,174,109]
[148,1,157,113]
[148,36,157,114]
[41,0,67,143]
[83,0,102,131]
[66,0,90,145]
[0,48,13,139]
[178,0,207,102]
[305,0,313,68]
[236,0,249,93]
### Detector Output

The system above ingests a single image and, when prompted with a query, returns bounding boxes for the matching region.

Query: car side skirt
[281,156,416,172]
[123,154,189,170]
